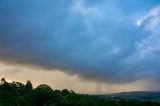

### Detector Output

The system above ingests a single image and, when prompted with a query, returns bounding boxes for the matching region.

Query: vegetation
[0,78,160,106]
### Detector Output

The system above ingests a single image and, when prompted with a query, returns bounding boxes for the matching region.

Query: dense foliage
[0,78,159,106]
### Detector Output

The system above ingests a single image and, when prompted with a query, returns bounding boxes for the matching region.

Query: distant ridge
[98,91,160,101]
[107,91,160,96]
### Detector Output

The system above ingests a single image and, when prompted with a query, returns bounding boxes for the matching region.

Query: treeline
[0,78,160,106]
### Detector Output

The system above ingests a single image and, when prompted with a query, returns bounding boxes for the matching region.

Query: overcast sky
[0,0,160,93]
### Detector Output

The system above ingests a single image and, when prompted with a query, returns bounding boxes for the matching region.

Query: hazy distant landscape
[100,91,160,102]
[0,78,160,106]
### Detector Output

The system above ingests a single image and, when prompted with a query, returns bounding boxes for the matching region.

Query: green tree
[62,89,70,95]
[0,78,6,84]
[25,80,33,93]
[32,84,54,105]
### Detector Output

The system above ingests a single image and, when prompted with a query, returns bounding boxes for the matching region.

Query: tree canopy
[0,78,159,106]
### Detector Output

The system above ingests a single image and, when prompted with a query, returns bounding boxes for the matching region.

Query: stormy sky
[0,0,160,93]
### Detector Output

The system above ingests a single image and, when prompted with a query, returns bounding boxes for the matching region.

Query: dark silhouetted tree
[32,84,54,105]
[1,78,6,84]
[62,89,70,95]
[25,80,33,93]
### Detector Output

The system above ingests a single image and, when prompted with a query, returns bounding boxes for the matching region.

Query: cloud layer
[0,0,160,84]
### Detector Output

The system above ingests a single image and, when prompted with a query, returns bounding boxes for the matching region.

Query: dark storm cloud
[0,0,160,84]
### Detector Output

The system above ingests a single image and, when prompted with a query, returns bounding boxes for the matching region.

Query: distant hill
[99,91,160,102]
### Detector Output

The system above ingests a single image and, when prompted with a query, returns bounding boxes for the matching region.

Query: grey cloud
[0,0,160,85]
